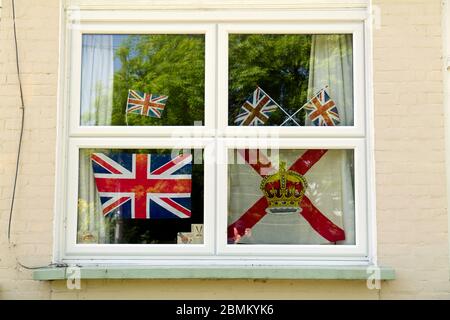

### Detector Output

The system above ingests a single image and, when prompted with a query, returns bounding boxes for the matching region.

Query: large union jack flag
[303,88,340,126]
[91,152,192,219]
[234,87,279,126]
[126,89,168,119]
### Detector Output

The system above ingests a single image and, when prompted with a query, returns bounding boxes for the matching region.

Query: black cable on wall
[4,0,69,271]
[7,0,26,243]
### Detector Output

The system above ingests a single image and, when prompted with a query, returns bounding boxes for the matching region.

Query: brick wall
[0,0,58,299]
[0,0,449,299]
[373,0,449,299]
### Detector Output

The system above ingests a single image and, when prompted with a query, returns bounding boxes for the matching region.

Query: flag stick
[280,102,307,126]
[257,86,301,127]
[125,90,130,126]
[280,86,328,127]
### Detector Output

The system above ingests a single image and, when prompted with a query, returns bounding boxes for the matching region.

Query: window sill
[32,265,395,281]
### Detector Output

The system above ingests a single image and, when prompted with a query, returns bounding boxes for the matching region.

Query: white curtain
[77,149,113,244]
[80,35,114,126]
[307,34,354,126]
[308,34,355,244]
[78,36,115,243]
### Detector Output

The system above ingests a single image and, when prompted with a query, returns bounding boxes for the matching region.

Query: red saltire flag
[228,149,346,243]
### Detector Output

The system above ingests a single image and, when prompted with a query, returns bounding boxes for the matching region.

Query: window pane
[81,34,205,126]
[227,149,355,245]
[229,34,353,127]
[77,148,204,244]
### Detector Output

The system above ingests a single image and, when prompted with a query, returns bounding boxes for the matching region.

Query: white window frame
[68,23,216,136]
[64,138,216,259]
[217,138,367,258]
[54,5,375,265]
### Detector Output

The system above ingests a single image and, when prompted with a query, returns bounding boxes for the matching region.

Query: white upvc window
[55,2,375,266]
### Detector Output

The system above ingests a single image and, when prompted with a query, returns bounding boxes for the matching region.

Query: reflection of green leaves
[113,35,205,126]
[229,34,312,125]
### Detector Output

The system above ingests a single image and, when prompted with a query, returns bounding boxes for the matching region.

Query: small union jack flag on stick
[126,89,168,119]
[234,87,279,126]
[280,87,340,127]
[303,88,340,126]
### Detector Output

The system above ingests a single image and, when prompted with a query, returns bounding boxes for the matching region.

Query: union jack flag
[91,152,192,219]
[126,89,168,118]
[303,88,340,126]
[234,87,279,126]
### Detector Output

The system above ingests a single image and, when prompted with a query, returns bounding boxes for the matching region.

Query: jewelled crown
[259,161,308,215]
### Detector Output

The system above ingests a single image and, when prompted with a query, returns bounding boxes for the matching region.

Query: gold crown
[259,162,308,215]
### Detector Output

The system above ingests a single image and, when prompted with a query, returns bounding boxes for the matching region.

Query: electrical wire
[6,1,67,271]
[17,262,69,270]
[7,0,25,244]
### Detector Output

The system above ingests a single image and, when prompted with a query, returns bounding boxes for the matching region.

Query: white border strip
[65,0,370,11]
[443,0,450,274]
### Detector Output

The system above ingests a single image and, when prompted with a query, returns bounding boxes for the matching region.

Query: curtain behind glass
[307,34,353,126]
[80,35,114,126]
[78,149,112,244]
[308,34,355,244]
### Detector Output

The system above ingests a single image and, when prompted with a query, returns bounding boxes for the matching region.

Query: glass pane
[80,34,205,126]
[77,148,204,244]
[229,34,353,126]
[227,149,355,245]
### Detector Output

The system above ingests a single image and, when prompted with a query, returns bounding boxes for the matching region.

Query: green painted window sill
[33,265,395,281]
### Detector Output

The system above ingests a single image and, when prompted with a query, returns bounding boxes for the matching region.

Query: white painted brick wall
[0,0,57,299]
[373,0,450,299]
